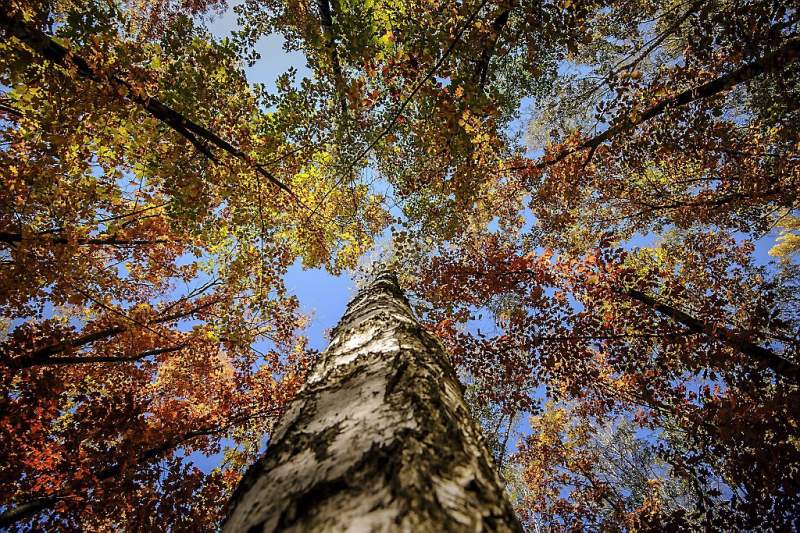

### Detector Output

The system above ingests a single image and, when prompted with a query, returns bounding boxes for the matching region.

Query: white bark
[224,271,522,532]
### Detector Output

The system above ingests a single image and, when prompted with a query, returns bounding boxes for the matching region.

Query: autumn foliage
[2,0,800,530]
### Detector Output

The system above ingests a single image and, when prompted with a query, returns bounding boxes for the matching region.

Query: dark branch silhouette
[626,289,800,382]
[472,2,515,90]
[5,299,217,367]
[0,12,297,198]
[15,342,189,368]
[0,231,170,246]
[317,0,348,114]
[516,35,800,172]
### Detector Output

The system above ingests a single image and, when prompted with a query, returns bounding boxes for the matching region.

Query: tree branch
[574,0,704,102]
[460,265,800,380]
[524,35,800,171]
[8,299,217,366]
[15,342,189,368]
[626,288,800,382]
[317,0,348,114]
[0,231,170,246]
[0,12,297,199]
[472,2,515,90]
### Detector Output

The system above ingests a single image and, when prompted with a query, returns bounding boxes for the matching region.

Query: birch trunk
[223,271,522,532]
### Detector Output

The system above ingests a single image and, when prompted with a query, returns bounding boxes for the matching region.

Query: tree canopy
[2,0,799,529]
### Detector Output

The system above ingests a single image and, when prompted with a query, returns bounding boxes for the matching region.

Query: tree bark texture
[223,271,522,532]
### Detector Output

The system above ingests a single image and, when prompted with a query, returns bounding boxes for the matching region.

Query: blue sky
[206,6,311,92]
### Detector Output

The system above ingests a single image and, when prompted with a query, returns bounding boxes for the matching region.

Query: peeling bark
[224,271,522,532]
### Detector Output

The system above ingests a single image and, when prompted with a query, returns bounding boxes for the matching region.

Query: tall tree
[224,271,521,531]
[0,0,383,528]
[4,0,800,528]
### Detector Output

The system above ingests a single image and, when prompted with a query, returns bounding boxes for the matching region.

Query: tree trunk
[223,271,522,532]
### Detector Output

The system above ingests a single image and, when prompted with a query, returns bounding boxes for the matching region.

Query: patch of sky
[505,95,537,152]
[434,76,452,87]
[188,260,355,473]
[282,259,356,352]
[207,1,311,94]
